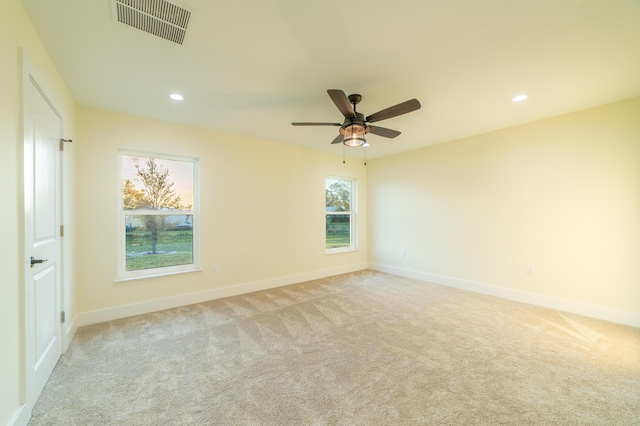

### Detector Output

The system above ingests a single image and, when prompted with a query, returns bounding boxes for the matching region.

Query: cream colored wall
[2,2,637,422]
[368,97,640,315]
[76,106,367,315]
[1,0,76,424]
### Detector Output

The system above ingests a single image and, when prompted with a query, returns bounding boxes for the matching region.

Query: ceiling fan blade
[366,99,421,123]
[292,122,341,126]
[331,134,344,144]
[369,126,401,138]
[327,89,355,118]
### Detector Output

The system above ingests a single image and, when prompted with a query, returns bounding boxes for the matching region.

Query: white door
[23,73,63,406]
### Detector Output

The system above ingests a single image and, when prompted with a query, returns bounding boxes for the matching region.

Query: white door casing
[23,66,63,408]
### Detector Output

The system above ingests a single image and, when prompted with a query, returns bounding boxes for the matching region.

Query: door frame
[19,51,68,422]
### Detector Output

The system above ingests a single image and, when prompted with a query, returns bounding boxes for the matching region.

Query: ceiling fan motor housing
[339,112,370,136]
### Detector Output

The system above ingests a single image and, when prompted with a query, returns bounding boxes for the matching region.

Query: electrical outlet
[525,265,535,276]
[212,264,219,274]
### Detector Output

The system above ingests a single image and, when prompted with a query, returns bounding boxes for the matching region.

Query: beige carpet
[30,270,640,425]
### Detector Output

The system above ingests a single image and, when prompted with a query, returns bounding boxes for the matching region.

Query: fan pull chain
[343,145,346,164]
[364,147,367,166]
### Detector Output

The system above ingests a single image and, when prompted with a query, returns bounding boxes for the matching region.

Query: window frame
[325,175,357,254]
[117,150,200,281]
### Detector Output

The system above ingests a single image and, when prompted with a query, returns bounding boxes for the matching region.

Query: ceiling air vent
[112,0,192,45]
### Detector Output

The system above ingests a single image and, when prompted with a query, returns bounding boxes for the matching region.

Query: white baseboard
[9,404,29,426]
[76,263,368,327]
[63,318,77,352]
[369,263,640,328]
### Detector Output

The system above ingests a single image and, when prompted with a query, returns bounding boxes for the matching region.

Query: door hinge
[60,138,73,151]
[61,311,66,323]
[60,225,64,237]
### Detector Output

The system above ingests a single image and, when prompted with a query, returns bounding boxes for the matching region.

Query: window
[325,176,357,253]
[119,152,199,279]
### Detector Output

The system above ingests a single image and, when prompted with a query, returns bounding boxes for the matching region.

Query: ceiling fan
[292,89,421,147]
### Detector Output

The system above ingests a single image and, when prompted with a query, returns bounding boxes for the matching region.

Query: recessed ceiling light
[511,94,528,103]
[169,93,184,101]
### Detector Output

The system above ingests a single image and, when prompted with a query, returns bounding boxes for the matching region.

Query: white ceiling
[20,0,640,159]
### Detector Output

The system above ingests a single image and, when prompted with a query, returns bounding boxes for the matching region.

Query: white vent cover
[112,0,192,45]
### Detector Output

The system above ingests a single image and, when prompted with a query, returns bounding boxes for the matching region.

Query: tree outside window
[120,153,198,278]
[326,177,356,252]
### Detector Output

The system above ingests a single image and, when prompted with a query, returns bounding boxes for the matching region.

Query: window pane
[326,214,351,249]
[125,215,193,271]
[122,155,194,210]
[326,178,351,212]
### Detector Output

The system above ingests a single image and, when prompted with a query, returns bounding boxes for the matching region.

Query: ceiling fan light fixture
[342,124,367,147]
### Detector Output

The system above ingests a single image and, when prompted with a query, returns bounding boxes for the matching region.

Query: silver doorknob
[30,256,48,268]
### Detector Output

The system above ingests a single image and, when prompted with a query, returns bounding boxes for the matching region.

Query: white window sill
[114,268,203,283]
[325,247,358,255]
